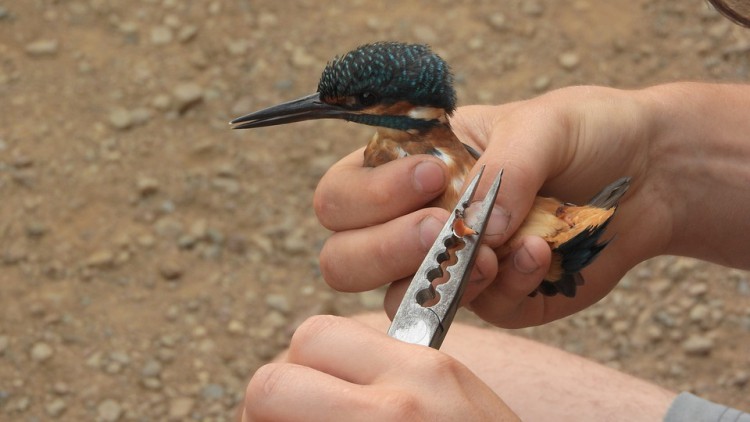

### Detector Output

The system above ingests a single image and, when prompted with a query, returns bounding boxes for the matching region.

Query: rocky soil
[1,0,749,420]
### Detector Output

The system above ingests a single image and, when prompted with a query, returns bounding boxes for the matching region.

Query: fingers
[285,316,409,383]
[319,208,448,292]
[382,244,499,319]
[314,149,449,231]
[468,236,553,328]
[245,362,372,422]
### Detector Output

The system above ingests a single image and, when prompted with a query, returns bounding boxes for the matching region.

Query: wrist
[639,82,750,267]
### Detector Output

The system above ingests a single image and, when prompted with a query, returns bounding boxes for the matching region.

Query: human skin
[314,82,750,328]
[242,83,750,421]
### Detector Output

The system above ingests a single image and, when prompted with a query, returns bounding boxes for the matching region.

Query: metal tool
[388,167,503,349]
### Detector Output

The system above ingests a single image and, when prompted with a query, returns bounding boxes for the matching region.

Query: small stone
[108,108,132,130]
[172,83,203,112]
[150,26,173,45]
[558,52,580,70]
[152,94,171,110]
[201,383,225,400]
[689,303,710,323]
[682,335,714,356]
[687,282,708,297]
[265,294,290,314]
[129,107,153,125]
[177,25,198,43]
[25,39,59,57]
[227,319,245,334]
[0,335,8,354]
[158,260,183,280]
[97,399,122,422]
[140,377,162,390]
[25,221,48,238]
[31,342,54,362]
[282,229,307,254]
[168,397,195,419]
[412,25,438,43]
[136,176,159,197]
[532,75,551,92]
[86,250,115,268]
[45,398,67,417]
[487,13,507,31]
[290,48,315,68]
[358,290,384,309]
[226,39,249,56]
[52,381,70,395]
[521,0,545,16]
[141,359,162,377]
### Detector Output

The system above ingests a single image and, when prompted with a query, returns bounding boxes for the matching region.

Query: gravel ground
[1,0,749,420]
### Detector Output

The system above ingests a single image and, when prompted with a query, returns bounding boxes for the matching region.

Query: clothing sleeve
[664,392,750,422]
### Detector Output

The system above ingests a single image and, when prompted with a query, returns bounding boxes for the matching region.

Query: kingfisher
[231,42,630,298]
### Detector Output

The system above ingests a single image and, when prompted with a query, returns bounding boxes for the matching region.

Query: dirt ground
[1,0,749,420]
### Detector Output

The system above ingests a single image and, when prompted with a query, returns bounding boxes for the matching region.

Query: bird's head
[231,42,456,133]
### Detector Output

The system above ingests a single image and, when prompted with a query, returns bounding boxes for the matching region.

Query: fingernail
[419,216,443,250]
[485,205,510,237]
[412,161,445,194]
[514,245,540,274]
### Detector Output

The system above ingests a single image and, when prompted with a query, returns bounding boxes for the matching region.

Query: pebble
[290,48,316,68]
[86,250,115,268]
[172,83,204,112]
[201,383,224,400]
[265,294,291,314]
[0,335,8,355]
[558,52,580,70]
[227,319,245,334]
[689,303,710,323]
[154,217,184,238]
[158,260,184,280]
[687,282,708,297]
[532,75,551,92]
[109,108,133,131]
[682,335,714,356]
[45,398,67,417]
[412,25,438,43]
[177,25,198,43]
[141,358,163,378]
[168,397,195,419]
[282,229,308,254]
[487,13,507,31]
[97,399,123,422]
[521,0,545,16]
[25,39,60,57]
[136,176,159,197]
[150,26,173,45]
[31,341,54,362]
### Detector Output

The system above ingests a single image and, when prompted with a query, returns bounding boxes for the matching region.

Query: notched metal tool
[388,166,504,349]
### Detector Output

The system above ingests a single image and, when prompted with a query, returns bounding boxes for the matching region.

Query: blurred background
[1,0,748,420]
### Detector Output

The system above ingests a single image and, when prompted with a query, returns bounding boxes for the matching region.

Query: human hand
[241,315,519,421]
[314,83,749,327]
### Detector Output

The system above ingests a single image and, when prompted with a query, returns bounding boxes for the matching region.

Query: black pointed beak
[230,93,349,129]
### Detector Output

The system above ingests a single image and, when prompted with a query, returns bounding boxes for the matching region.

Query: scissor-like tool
[388,166,504,349]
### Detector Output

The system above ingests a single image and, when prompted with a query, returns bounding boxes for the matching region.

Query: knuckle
[318,240,356,291]
[419,350,467,383]
[378,391,424,421]
[244,363,286,415]
[290,315,341,352]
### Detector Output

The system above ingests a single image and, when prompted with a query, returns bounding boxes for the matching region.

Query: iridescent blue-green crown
[318,42,457,113]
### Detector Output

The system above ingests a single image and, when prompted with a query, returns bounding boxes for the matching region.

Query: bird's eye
[357,92,378,107]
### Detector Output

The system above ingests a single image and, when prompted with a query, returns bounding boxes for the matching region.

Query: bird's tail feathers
[588,177,631,209]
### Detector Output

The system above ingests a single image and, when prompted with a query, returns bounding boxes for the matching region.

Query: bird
[230,41,630,298]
